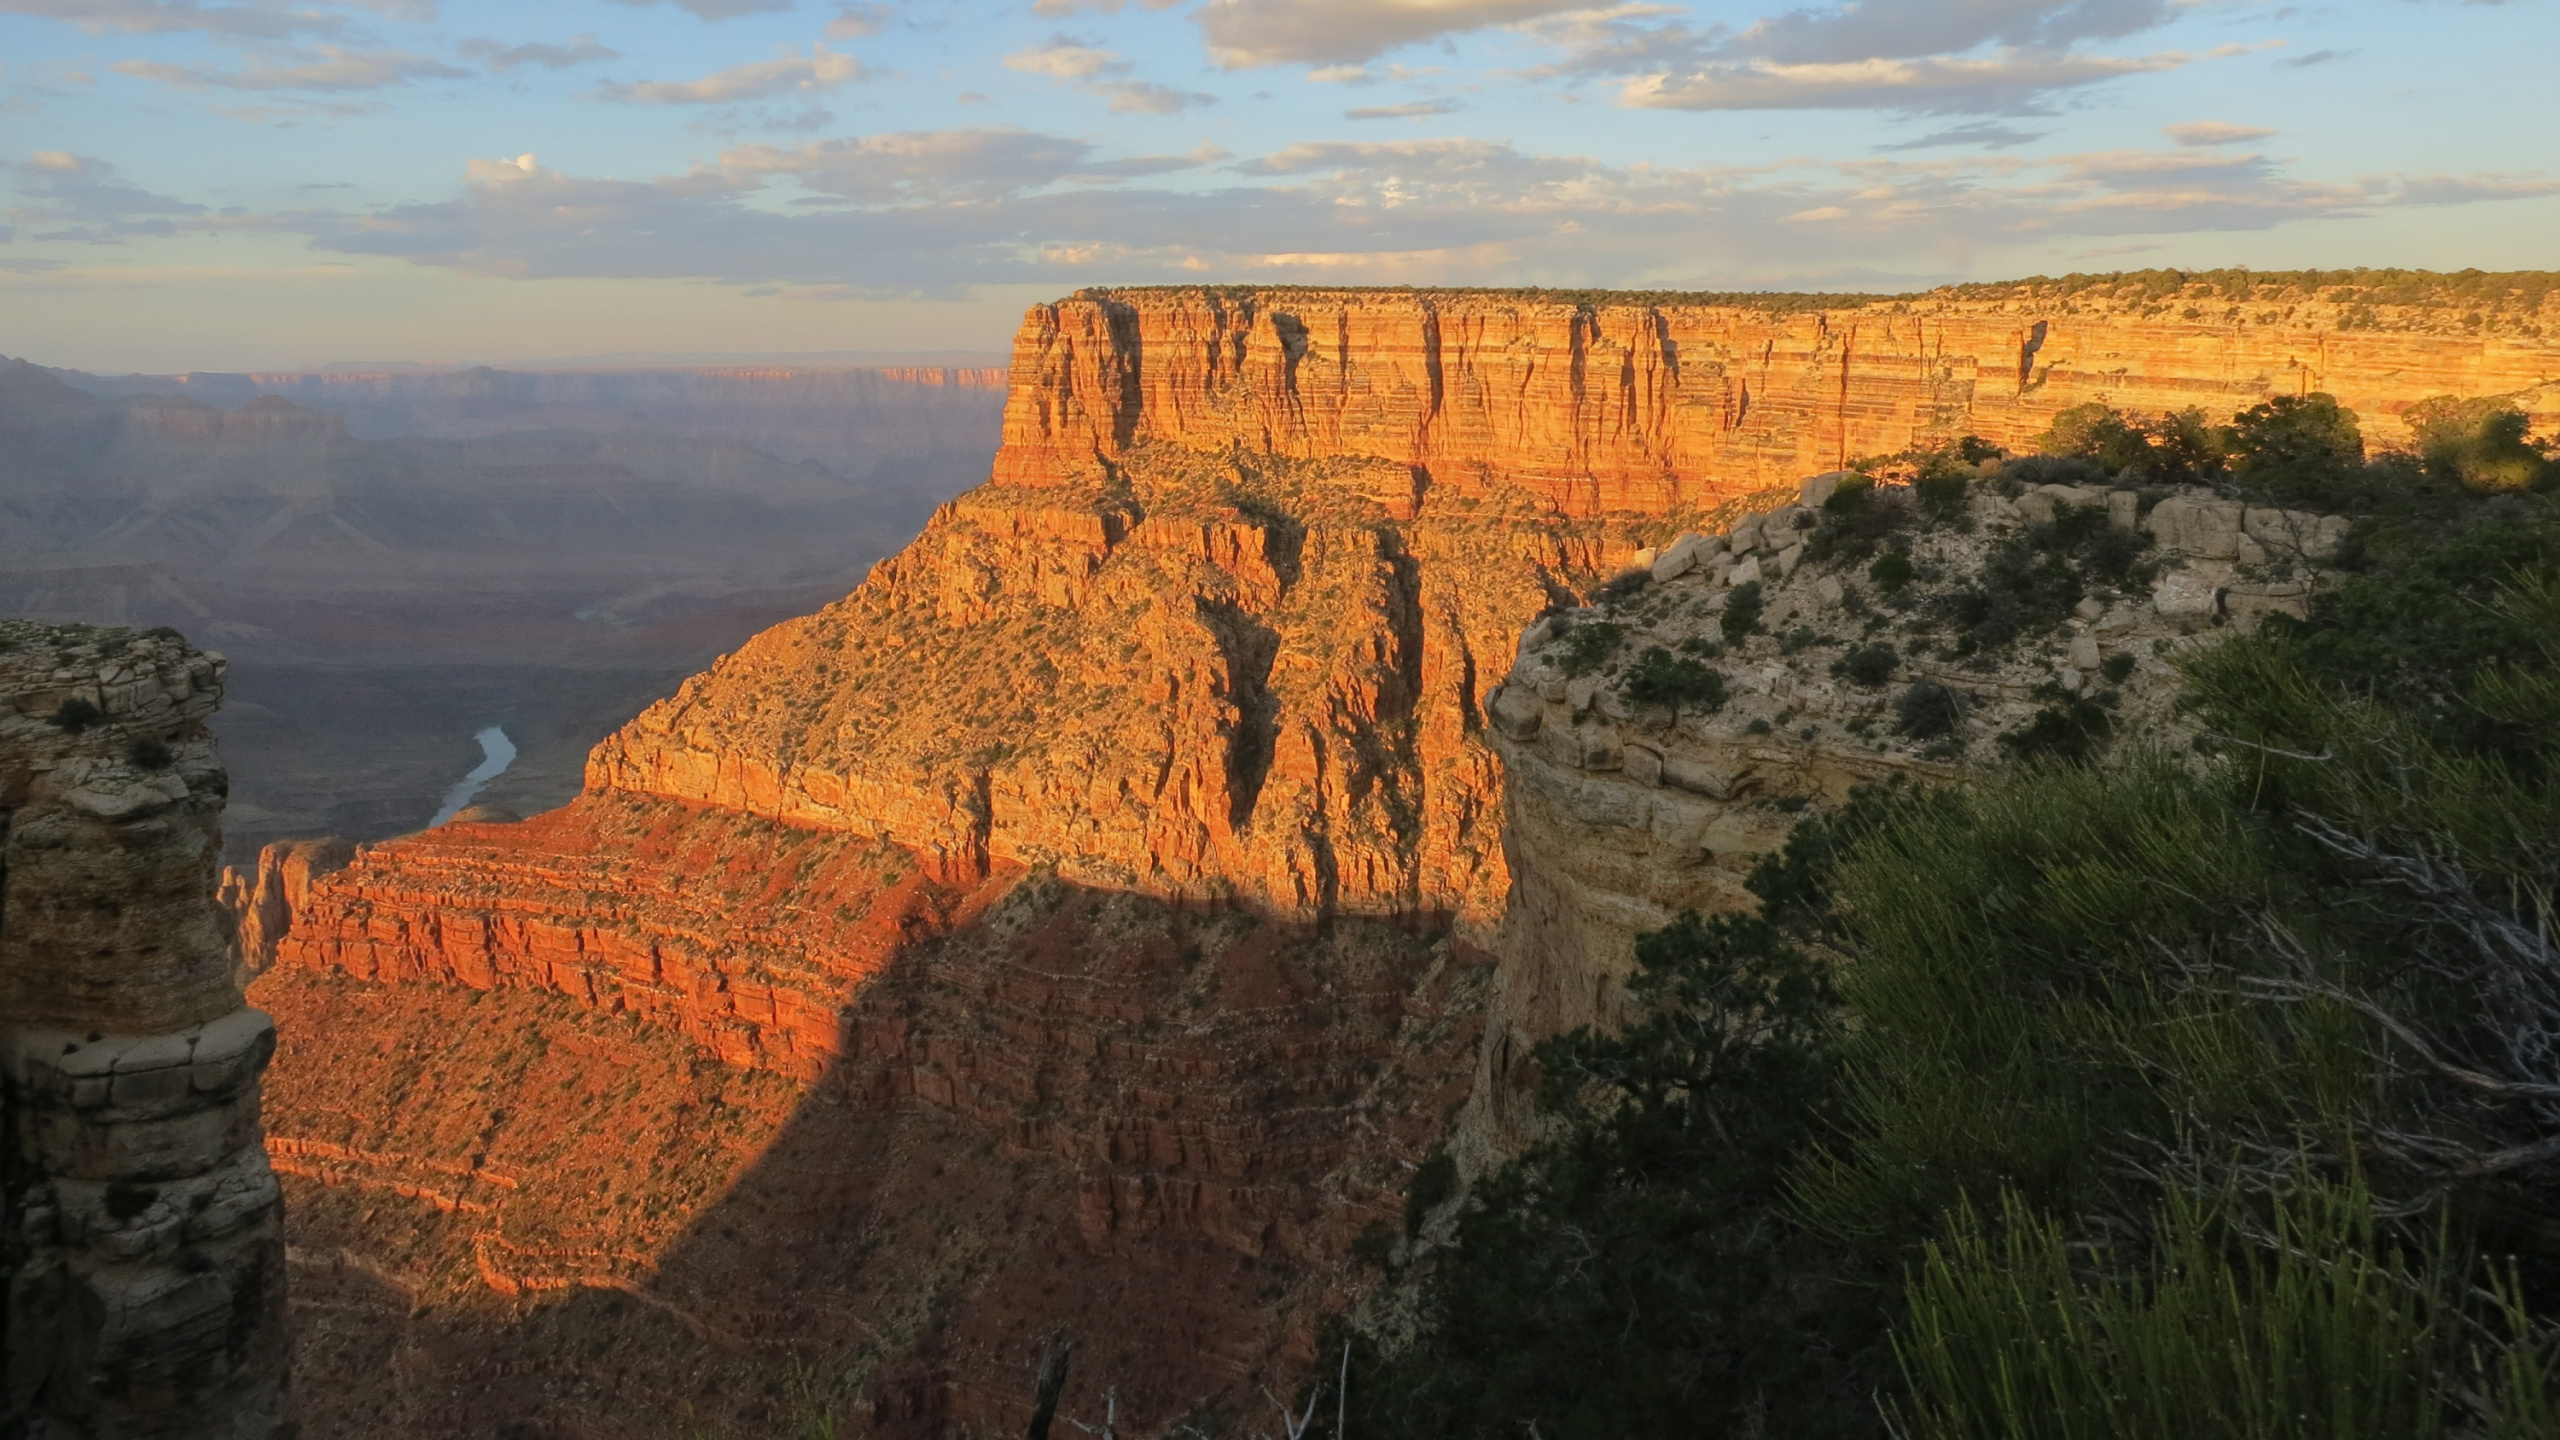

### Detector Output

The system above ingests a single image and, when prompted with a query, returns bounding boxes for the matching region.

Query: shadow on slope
[252,801,1484,1439]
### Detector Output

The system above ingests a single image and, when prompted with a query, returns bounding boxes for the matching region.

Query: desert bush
[49,697,102,733]
[1720,581,1765,645]
[2406,395,2555,494]
[1622,646,1727,712]
[1833,643,1896,688]
[1996,696,2113,763]
[1554,618,1625,677]
[1895,682,1961,739]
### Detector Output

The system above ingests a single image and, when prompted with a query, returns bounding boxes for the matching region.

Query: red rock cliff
[243,278,2560,1437]
[586,284,2560,925]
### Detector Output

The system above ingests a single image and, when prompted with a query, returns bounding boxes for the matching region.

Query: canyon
[220,278,2560,1434]
[0,358,1006,863]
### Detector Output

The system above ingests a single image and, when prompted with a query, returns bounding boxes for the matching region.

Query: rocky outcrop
[1,619,289,1439]
[235,280,2552,1435]
[583,286,2560,932]
[1467,469,2347,1149]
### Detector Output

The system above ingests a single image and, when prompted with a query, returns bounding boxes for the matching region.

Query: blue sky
[4,0,2554,371]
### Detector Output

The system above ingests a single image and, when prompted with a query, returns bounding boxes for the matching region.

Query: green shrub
[2101,652,2136,684]
[2226,391,2365,475]
[1721,581,1765,645]
[1893,1182,2523,1440]
[1868,551,1916,592]
[1895,682,1961,739]
[1622,646,1728,712]
[2406,395,2554,494]
[49,698,103,733]
[1343,809,1888,1440]
[1597,568,1652,603]
[1834,643,1896,687]
[2037,401,2226,485]
[1555,619,1625,677]
[1997,696,2113,763]
[127,738,173,770]
[1807,474,1911,564]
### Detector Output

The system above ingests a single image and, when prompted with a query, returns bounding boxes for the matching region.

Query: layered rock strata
[240,795,1479,1436]
[0,620,288,1439]
[1472,469,2346,1146]
[237,281,2552,1433]
[588,286,2559,929]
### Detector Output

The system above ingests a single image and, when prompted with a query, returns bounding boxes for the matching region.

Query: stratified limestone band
[1,619,290,1440]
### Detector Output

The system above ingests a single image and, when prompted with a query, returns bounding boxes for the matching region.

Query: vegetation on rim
[1342,390,2560,1437]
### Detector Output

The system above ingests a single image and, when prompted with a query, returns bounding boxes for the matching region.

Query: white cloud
[1724,0,2176,66]
[461,34,618,72]
[1619,50,2184,113]
[6,149,208,241]
[2163,119,2277,147]
[1511,0,2241,115]
[112,44,471,91]
[1197,0,1594,67]
[1006,39,1127,81]
[1006,38,1214,111]
[600,43,868,103]
[94,121,2531,298]
[1104,80,1213,112]
[603,0,793,20]
[1346,98,1460,118]
[0,0,343,37]
[824,1,889,36]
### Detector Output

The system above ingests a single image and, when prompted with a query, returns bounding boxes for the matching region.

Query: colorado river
[428,726,517,827]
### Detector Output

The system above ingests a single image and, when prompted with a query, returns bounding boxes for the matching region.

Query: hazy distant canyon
[0,357,1007,859]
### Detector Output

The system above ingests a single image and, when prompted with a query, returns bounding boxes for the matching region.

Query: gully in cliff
[0,618,291,1440]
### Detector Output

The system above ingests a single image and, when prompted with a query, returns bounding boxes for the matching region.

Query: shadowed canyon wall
[1,620,289,1439]
[239,281,2560,1435]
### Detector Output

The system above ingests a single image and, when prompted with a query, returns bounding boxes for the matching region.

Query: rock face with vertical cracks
[589,286,2560,926]
[241,283,2560,1434]
[1,618,290,1440]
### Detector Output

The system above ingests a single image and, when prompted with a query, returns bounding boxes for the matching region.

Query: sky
[3,0,2555,372]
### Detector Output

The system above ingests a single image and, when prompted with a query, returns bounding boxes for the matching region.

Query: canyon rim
[208,279,2560,1436]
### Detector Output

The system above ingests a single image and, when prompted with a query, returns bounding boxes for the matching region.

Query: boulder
[2107,490,2139,531]
[1622,744,1663,787]
[1545,724,1622,772]
[2152,559,2231,617]
[1653,532,1715,581]
[1815,575,1845,606]
[1799,471,1852,508]
[2146,493,2245,559]
[1658,754,1735,799]
[1490,683,1544,739]
[2224,582,2311,627]
[2070,633,2101,670]
[2242,507,2350,562]
[1729,554,1763,588]
[1777,543,1806,577]
[2017,484,2112,524]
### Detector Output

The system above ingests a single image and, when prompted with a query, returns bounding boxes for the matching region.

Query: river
[428,726,518,827]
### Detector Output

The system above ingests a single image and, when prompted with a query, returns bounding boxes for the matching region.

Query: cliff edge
[1,620,289,1440]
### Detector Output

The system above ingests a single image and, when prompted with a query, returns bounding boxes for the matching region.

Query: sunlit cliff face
[236,283,2560,1437]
